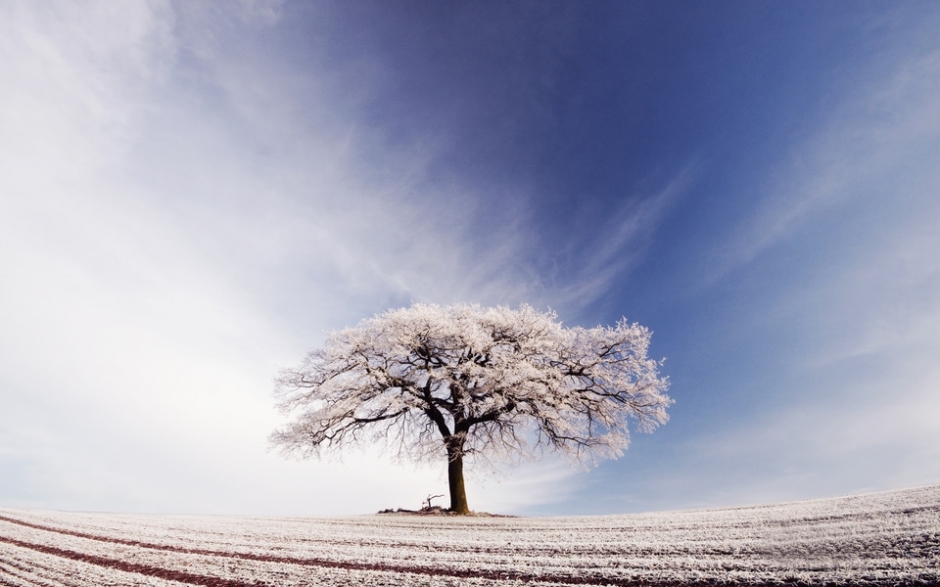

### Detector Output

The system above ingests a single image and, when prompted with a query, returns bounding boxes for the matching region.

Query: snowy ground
[1,484,938,586]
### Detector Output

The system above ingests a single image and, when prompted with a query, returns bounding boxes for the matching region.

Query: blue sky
[2,1,939,516]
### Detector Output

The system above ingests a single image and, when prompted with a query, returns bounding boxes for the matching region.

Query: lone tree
[270,303,671,514]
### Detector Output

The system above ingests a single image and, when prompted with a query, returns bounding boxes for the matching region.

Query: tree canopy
[270,303,671,514]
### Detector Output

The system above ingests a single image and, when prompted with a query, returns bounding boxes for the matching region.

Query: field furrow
[2,484,938,586]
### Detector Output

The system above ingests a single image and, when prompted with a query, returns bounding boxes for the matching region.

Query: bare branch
[269,303,671,511]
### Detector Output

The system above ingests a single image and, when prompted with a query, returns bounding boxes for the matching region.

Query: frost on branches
[270,303,671,514]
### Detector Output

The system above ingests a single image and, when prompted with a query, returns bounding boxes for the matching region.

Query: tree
[270,303,671,514]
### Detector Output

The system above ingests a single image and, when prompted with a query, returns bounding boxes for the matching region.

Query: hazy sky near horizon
[2,1,939,516]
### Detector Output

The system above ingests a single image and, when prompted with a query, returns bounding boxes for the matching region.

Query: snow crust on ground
[1,484,938,586]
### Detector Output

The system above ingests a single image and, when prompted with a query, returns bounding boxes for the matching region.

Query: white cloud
[709,47,940,281]
[642,22,940,511]
[0,1,607,515]
[545,165,696,315]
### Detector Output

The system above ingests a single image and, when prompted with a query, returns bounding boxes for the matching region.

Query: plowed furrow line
[4,514,925,587]
[0,525,724,587]
[0,576,31,587]
[1,543,198,587]
[0,562,39,587]
[2,516,577,585]
[0,554,71,587]
[0,535,260,587]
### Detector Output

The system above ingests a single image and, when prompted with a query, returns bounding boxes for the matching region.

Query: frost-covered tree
[270,303,671,514]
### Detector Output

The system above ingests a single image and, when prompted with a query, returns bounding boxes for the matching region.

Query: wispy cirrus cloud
[659,31,940,509]
[542,165,696,317]
[708,46,940,282]
[0,0,653,515]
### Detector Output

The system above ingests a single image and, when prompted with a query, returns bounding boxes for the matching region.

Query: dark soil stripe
[0,515,925,587]
[0,514,608,585]
[0,534,261,587]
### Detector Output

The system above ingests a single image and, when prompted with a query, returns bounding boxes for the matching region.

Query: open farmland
[1,485,938,586]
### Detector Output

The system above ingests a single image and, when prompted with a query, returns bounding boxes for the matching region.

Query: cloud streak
[709,44,940,281]
[1,1,650,515]
[3,1,937,517]
[651,24,940,509]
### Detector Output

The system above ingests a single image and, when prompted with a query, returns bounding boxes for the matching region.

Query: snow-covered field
[1,485,938,586]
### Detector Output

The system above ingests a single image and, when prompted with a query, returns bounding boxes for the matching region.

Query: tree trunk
[446,445,470,514]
